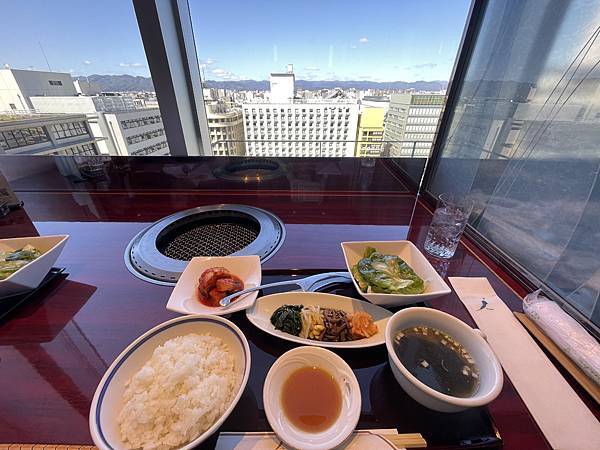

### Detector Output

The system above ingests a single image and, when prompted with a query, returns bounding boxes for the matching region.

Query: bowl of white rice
[89,315,251,450]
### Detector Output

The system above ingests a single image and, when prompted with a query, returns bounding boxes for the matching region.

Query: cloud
[210,67,241,81]
[405,63,438,70]
[304,66,320,71]
[359,37,368,43]
[350,45,357,49]
[83,60,92,65]
[200,58,216,65]
[119,62,145,68]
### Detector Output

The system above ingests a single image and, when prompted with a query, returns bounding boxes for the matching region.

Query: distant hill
[77,74,447,92]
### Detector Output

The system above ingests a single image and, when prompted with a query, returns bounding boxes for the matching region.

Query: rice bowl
[90,315,251,450]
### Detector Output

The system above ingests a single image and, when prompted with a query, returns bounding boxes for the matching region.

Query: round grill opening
[213,158,284,182]
[156,212,260,260]
[125,205,285,285]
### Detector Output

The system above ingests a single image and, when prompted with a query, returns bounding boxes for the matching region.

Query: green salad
[351,246,425,295]
[0,244,42,280]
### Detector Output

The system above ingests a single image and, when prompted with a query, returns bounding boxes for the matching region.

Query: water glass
[424,193,474,259]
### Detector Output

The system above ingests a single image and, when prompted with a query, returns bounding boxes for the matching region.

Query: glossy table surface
[0,156,596,449]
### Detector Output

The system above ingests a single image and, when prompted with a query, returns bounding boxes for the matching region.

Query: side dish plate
[246,291,392,349]
[166,255,261,316]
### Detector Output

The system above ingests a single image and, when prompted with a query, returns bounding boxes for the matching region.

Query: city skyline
[0,0,470,83]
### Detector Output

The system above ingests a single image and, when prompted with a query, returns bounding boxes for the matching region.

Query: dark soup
[393,325,480,398]
[281,366,341,432]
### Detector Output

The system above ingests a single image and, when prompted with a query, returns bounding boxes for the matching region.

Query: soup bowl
[385,307,503,412]
[263,346,361,450]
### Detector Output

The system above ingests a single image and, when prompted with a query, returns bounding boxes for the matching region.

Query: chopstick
[379,433,427,448]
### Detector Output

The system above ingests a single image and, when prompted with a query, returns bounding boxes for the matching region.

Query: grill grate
[160,222,259,260]
[125,205,285,285]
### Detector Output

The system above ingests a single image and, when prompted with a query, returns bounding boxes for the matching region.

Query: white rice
[117,333,237,450]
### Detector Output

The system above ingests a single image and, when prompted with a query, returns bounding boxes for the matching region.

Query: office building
[30,95,168,156]
[242,65,359,157]
[103,108,169,156]
[92,94,136,112]
[205,103,245,156]
[0,69,76,111]
[0,112,101,155]
[383,93,445,157]
[242,102,359,157]
[269,64,295,103]
[355,107,385,157]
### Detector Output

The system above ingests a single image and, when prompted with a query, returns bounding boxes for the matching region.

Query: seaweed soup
[393,325,480,398]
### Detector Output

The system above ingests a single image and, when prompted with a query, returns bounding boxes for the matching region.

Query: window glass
[189,0,470,158]
[0,0,170,156]
[428,0,600,327]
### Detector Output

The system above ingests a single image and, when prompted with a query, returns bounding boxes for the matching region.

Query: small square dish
[0,235,69,298]
[341,240,451,307]
[166,255,261,316]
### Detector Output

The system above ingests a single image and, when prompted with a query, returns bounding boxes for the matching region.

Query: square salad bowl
[341,240,451,307]
[0,235,69,298]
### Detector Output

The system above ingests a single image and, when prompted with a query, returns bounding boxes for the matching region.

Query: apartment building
[104,108,169,156]
[383,93,445,157]
[242,102,359,157]
[0,113,100,156]
[206,103,245,156]
[355,107,386,157]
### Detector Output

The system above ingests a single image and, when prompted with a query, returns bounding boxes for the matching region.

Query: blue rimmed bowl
[89,315,251,450]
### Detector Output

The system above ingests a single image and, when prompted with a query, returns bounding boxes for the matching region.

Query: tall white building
[242,65,359,157]
[269,64,295,103]
[242,102,359,157]
[0,69,76,111]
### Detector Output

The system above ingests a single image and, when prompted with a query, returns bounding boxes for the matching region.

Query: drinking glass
[424,193,474,259]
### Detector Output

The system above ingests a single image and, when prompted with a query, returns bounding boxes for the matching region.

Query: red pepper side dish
[197,267,244,307]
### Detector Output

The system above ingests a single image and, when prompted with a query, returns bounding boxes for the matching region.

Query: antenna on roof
[38,42,52,71]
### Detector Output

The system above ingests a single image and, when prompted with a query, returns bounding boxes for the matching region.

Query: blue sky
[0,0,470,82]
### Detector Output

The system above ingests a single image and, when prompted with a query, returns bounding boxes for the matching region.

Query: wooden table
[0,156,594,449]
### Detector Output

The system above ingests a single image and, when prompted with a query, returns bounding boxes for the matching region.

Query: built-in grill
[125,205,285,285]
[213,158,284,182]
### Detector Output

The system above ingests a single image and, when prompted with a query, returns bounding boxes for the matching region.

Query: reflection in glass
[429,0,600,326]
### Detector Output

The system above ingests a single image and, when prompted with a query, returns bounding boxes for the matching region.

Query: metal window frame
[133,0,211,156]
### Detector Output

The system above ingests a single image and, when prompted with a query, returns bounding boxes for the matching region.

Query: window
[52,121,88,139]
[428,0,600,328]
[190,0,469,158]
[0,0,170,156]
[0,126,49,151]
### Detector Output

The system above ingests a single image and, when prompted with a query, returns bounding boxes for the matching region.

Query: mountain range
[76,74,447,93]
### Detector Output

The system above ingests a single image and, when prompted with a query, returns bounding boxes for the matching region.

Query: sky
[0,0,470,82]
